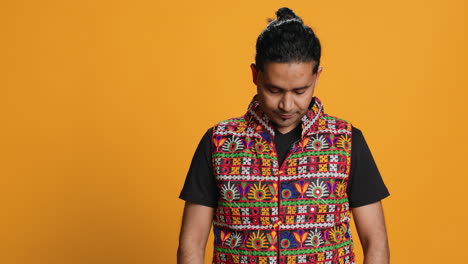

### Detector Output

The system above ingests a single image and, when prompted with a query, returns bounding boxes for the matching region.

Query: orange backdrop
[1,0,467,263]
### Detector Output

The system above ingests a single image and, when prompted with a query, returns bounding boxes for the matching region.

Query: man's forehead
[260,62,316,89]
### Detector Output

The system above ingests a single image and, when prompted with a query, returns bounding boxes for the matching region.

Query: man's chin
[272,119,300,130]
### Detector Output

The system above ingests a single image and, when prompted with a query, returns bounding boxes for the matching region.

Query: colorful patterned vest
[211,96,354,264]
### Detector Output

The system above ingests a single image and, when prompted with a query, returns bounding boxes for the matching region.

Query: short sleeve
[347,127,390,208]
[178,128,219,208]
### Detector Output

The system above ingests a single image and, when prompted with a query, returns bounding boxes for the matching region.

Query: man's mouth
[279,114,293,119]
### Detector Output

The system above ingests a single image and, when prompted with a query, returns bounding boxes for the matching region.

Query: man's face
[251,61,322,134]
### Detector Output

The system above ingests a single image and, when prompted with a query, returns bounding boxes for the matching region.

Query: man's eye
[268,88,280,94]
[295,90,306,95]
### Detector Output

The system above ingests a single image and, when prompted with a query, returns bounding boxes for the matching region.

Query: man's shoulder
[214,115,247,125]
[320,112,355,132]
[322,112,351,124]
[211,115,248,130]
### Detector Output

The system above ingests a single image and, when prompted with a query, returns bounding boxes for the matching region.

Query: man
[178,7,390,264]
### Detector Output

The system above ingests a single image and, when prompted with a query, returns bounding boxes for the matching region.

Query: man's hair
[255,7,321,73]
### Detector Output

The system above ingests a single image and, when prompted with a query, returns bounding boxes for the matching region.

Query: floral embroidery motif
[306,180,329,198]
[222,136,244,152]
[221,182,240,201]
[307,135,329,150]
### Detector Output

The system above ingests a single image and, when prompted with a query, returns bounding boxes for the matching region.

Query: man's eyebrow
[265,83,311,90]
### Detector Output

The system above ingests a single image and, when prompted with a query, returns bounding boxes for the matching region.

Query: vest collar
[246,95,324,140]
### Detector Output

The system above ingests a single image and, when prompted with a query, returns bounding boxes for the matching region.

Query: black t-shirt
[179,125,389,209]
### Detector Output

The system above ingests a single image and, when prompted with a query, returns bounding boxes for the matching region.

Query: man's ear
[250,63,258,86]
[313,66,323,87]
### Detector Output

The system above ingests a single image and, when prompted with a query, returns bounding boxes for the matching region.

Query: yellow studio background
[0,0,467,263]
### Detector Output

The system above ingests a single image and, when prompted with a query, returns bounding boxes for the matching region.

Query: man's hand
[351,201,390,264]
[177,201,215,264]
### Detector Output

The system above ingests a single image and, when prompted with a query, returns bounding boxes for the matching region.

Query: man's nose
[278,93,293,113]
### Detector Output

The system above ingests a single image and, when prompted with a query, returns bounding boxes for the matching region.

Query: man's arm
[177,201,215,264]
[351,201,389,264]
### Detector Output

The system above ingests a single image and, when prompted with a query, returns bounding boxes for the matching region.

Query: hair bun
[276,7,298,21]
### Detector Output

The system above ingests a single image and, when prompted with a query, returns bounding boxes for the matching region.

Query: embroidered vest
[211,96,355,264]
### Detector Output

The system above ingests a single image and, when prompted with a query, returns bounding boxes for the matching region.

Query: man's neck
[275,122,302,135]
